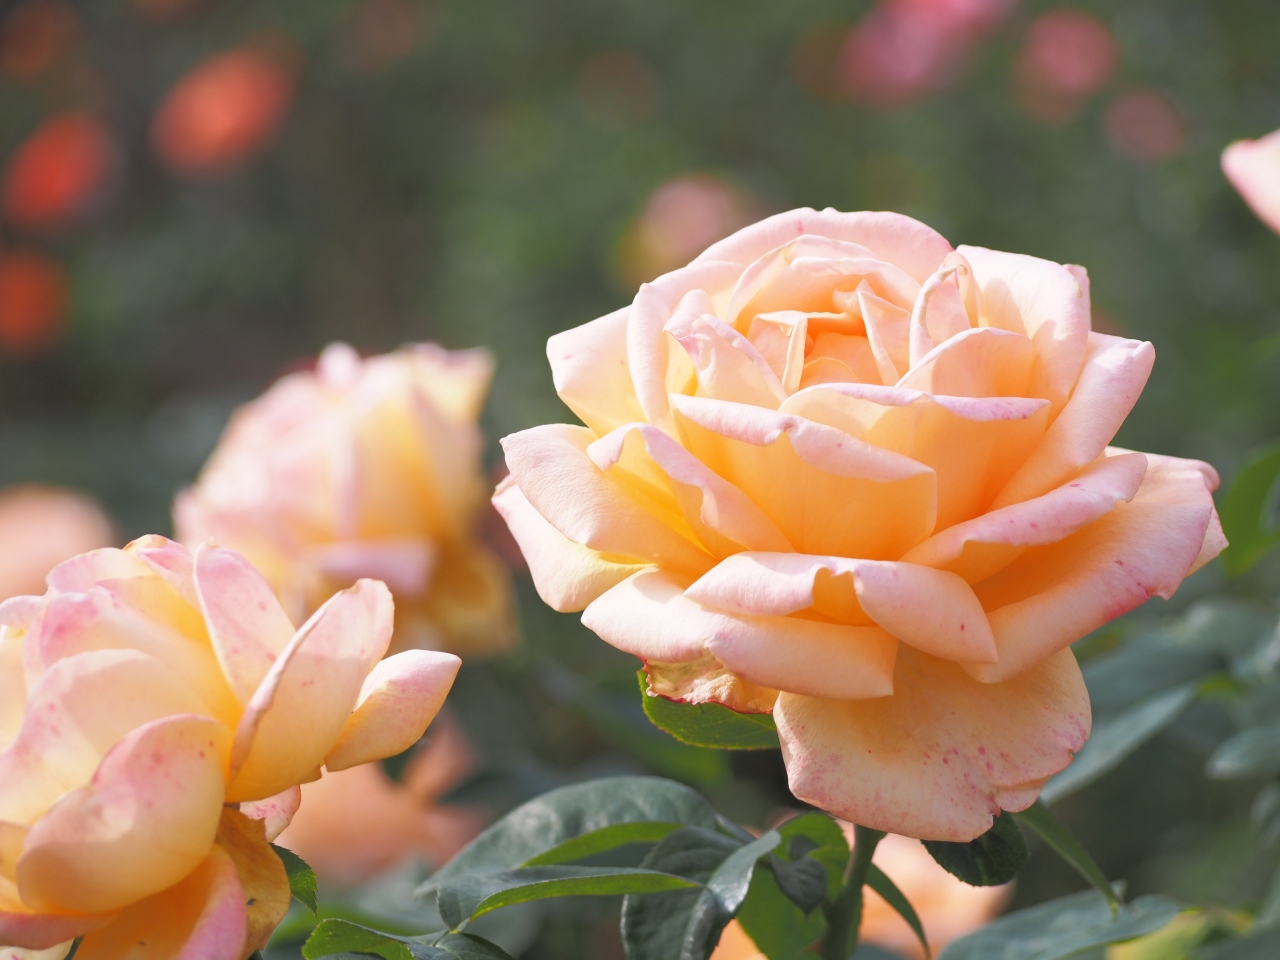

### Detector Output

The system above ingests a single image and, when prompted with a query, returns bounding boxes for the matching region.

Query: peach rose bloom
[1223,129,1280,235]
[176,342,515,658]
[0,536,460,960]
[712,832,1007,960]
[495,208,1225,841]
[0,487,114,601]
[276,713,485,888]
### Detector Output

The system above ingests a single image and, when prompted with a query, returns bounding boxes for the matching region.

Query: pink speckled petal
[325,650,461,772]
[776,646,1090,842]
[583,569,898,701]
[226,579,394,802]
[992,334,1155,509]
[44,550,150,594]
[238,786,301,842]
[0,633,23,750]
[17,715,230,915]
[548,307,648,437]
[195,544,298,705]
[1223,131,1280,235]
[124,536,198,608]
[492,480,646,613]
[685,553,996,663]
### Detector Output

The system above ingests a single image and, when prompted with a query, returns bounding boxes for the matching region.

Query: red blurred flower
[0,251,68,354]
[2,112,112,229]
[0,0,79,80]
[151,47,296,175]
[1015,8,1117,123]
[839,0,1016,107]
[1106,89,1185,163]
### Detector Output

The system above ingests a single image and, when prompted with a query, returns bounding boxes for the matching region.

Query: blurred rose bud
[1014,8,1117,124]
[276,713,486,888]
[616,174,752,287]
[0,252,69,355]
[0,0,79,80]
[151,46,295,175]
[1106,89,1185,163]
[712,832,1008,959]
[175,342,515,658]
[1222,128,1280,235]
[0,536,460,958]
[0,487,113,600]
[2,113,112,230]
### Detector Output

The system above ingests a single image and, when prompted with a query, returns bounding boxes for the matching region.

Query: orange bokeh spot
[2,112,112,229]
[0,252,68,354]
[0,0,80,80]
[151,47,296,175]
[1106,89,1185,163]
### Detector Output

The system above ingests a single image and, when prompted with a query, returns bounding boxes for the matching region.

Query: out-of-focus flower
[175,342,515,658]
[1014,9,1117,124]
[1222,129,1280,235]
[616,174,752,288]
[712,832,1008,959]
[1106,90,1185,163]
[0,1,79,80]
[0,487,113,600]
[2,113,112,230]
[497,207,1225,841]
[277,713,485,888]
[0,252,69,354]
[151,47,295,175]
[578,50,658,127]
[839,0,1016,107]
[335,0,427,75]
[0,536,460,959]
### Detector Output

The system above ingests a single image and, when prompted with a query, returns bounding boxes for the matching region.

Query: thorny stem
[820,825,886,960]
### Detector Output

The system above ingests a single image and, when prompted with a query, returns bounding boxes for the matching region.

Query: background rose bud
[176,342,516,658]
[496,207,1225,842]
[1223,128,1280,235]
[0,486,113,600]
[0,536,460,959]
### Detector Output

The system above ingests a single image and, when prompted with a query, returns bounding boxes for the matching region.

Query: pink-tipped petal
[238,786,302,842]
[492,480,646,612]
[0,909,114,954]
[666,312,786,408]
[897,327,1036,398]
[777,647,1090,842]
[0,633,23,750]
[548,308,648,437]
[1223,130,1280,235]
[45,550,150,594]
[125,536,199,608]
[195,544,298,705]
[226,579,394,802]
[324,650,461,771]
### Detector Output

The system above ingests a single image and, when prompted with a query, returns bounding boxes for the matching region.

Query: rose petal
[1223,130,1280,235]
[0,634,23,751]
[0,941,72,960]
[583,569,898,700]
[776,647,1090,842]
[17,715,231,914]
[685,553,997,663]
[492,481,646,613]
[0,901,114,954]
[414,541,516,657]
[214,809,291,957]
[126,535,199,608]
[226,579,394,802]
[897,327,1036,398]
[548,307,648,436]
[324,649,460,771]
[670,394,937,559]
[501,423,716,577]
[239,786,301,843]
[73,844,246,960]
[195,544,297,705]
[1136,451,1225,573]
[666,312,786,408]
[860,284,911,383]
[45,549,150,594]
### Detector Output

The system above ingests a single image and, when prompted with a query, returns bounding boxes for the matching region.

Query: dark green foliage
[637,672,779,750]
[922,812,1031,887]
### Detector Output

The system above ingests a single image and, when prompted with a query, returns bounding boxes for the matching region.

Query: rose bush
[176,342,515,658]
[0,535,460,959]
[495,208,1225,841]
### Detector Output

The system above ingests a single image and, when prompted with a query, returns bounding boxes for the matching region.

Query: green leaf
[303,920,517,960]
[936,891,1179,960]
[867,863,929,958]
[1013,801,1117,909]
[1202,926,1280,959]
[737,867,826,960]
[777,812,849,899]
[1220,443,1280,577]
[767,853,828,915]
[1041,683,1197,804]
[522,821,684,866]
[435,865,699,930]
[426,933,518,960]
[272,844,318,915]
[418,776,719,897]
[922,812,1029,886]
[1206,721,1280,779]
[638,671,779,750]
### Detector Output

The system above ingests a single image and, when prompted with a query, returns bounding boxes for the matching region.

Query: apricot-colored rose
[276,713,485,888]
[1223,129,1280,235]
[495,208,1225,841]
[176,342,515,658]
[0,536,460,959]
[0,487,113,600]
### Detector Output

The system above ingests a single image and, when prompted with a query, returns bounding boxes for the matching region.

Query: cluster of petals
[495,207,1226,842]
[0,536,460,960]
[175,342,514,658]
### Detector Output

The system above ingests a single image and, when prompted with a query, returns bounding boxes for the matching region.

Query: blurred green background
[3,0,1280,956]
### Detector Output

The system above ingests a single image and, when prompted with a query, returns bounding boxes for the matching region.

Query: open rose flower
[1223,128,1280,235]
[176,342,515,658]
[0,536,460,959]
[494,208,1225,841]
